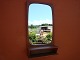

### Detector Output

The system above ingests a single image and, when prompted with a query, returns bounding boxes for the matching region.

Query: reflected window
[28,3,53,45]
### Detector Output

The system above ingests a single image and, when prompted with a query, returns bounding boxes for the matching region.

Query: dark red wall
[0,0,80,60]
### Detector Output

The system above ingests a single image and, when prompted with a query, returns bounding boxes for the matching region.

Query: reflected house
[35,26,52,44]
[39,26,52,33]
[36,26,52,37]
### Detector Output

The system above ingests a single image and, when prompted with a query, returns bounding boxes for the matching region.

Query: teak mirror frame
[26,0,58,58]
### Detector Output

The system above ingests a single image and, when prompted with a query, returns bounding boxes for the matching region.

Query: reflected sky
[28,3,52,25]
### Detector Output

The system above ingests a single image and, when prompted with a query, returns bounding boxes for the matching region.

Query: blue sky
[28,3,52,25]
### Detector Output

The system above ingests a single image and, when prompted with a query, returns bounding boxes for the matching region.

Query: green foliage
[42,32,52,44]
[28,24,39,29]
[41,23,49,26]
[29,31,52,44]
[36,35,40,41]
[46,32,52,40]
[29,24,34,29]
[29,32,37,42]
[41,23,52,26]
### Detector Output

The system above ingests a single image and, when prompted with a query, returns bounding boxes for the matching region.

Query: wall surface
[0,0,80,60]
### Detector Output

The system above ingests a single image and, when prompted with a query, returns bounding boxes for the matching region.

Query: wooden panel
[29,45,58,58]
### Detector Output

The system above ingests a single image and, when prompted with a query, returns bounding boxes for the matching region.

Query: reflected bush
[29,32,52,44]
[43,32,52,44]
[46,32,52,41]
[29,32,37,42]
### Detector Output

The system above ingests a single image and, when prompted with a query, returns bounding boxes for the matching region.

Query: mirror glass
[28,3,53,45]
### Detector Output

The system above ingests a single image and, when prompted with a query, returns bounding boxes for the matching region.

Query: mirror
[28,3,53,45]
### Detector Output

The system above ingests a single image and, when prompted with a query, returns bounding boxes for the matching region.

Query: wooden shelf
[28,45,58,58]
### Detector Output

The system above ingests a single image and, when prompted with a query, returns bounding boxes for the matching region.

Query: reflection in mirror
[28,3,53,45]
